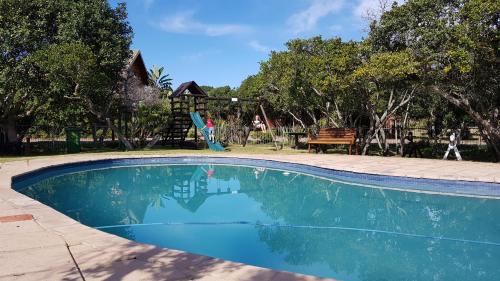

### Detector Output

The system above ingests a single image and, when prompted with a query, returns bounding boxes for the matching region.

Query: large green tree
[256,37,362,128]
[351,50,420,155]
[0,0,132,150]
[368,0,500,159]
[301,37,362,127]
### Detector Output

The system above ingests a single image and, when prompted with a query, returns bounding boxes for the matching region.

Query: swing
[241,104,261,147]
[241,103,281,150]
[203,95,281,150]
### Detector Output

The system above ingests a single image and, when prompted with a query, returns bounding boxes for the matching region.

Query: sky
[108,0,392,88]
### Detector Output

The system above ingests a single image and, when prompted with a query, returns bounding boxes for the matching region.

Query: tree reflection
[246,169,500,280]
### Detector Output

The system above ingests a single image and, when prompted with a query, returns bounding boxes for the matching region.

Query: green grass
[0,144,308,164]
[1,143,495,164]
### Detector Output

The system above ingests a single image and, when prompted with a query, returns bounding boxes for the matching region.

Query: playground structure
[165,81,279,151]
[165,81,208,146]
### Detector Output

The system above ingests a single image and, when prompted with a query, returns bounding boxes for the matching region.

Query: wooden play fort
[165,81,208,146]
[165,80,278,151]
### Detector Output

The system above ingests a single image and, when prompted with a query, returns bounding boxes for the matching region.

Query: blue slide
[190,112,225,151]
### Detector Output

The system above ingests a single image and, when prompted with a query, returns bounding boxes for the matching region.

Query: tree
[29,42,136,149]
[368,0,500,160]
[351,50,420,155]
[203,86,239,119]
[148,65,173,93]
[118,67,170,148]
[254,37,359,129]
[302,37,362,127]
[1,0,61,149]
[236,74,267,122]
[0,0,132,151]
[259,49,315,128]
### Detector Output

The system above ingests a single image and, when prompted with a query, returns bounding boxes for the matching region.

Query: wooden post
[25,137,31,155]
[395,121,398,154]
[194,97,198,143]
[260,104,280,150]
[111,119,115,142]
[125,112,128,139]
[92,124,97,146]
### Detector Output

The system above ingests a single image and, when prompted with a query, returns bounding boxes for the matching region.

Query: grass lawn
[1,143,495,164]
[0,144,309,164]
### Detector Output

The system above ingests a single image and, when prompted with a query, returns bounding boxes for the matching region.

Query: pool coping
[1,153,499,280]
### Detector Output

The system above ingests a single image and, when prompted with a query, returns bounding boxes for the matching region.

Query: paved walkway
[0,153,499,280]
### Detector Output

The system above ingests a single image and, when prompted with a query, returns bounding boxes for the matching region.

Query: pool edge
[11,156,500,198]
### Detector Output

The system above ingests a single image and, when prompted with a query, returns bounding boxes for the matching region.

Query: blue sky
[109,0,390,88]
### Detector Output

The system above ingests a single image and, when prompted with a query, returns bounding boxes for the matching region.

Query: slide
[190,112,225,151]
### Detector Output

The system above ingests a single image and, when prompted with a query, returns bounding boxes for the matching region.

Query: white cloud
[287,0,344,34]
[159,11,252,37]
[353,0,405,21]
[249,40,270,53]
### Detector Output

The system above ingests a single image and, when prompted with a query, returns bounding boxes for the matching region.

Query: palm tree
[148,65,173,92]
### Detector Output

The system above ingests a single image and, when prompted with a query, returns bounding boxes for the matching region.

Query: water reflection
[22,165,500,281]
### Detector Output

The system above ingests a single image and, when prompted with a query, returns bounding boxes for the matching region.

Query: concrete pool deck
[1,153,499,280]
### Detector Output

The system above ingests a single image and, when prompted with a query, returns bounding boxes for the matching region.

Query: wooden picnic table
[287,132,307,149]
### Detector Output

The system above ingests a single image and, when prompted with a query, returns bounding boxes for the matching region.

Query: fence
[213,125,487,148]
[0,125,119,155]
[213,125,297,146]
[0,124,488,156]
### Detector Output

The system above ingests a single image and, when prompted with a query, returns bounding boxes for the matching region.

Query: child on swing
[252,114,267,133]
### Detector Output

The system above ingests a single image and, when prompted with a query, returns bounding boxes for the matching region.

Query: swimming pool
[13,157,500,280]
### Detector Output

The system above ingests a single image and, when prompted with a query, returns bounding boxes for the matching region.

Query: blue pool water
[16,159,500,280]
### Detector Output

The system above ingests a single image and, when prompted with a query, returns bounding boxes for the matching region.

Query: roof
[127,50,149,85]
[171,81,208,98]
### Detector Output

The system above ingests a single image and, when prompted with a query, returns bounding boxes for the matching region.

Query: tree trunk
[399,103,411,155]
[106,118,134,150]
[362,87,416,156]
[145,134,162,149]
[362,130,375,155]
[306,111,318,125]
[0,115,20,154]
[287,111,306,128]
[363,112,393,155]
[479,126,500,162]
[321,110,340,127]
[4,115,18,143]
[92,124,97,146]
[379,127,390,153]
[362,108,376,155]
[374,130,383,150]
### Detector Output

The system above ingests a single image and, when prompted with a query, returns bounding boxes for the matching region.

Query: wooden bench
[308,128,357,155]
